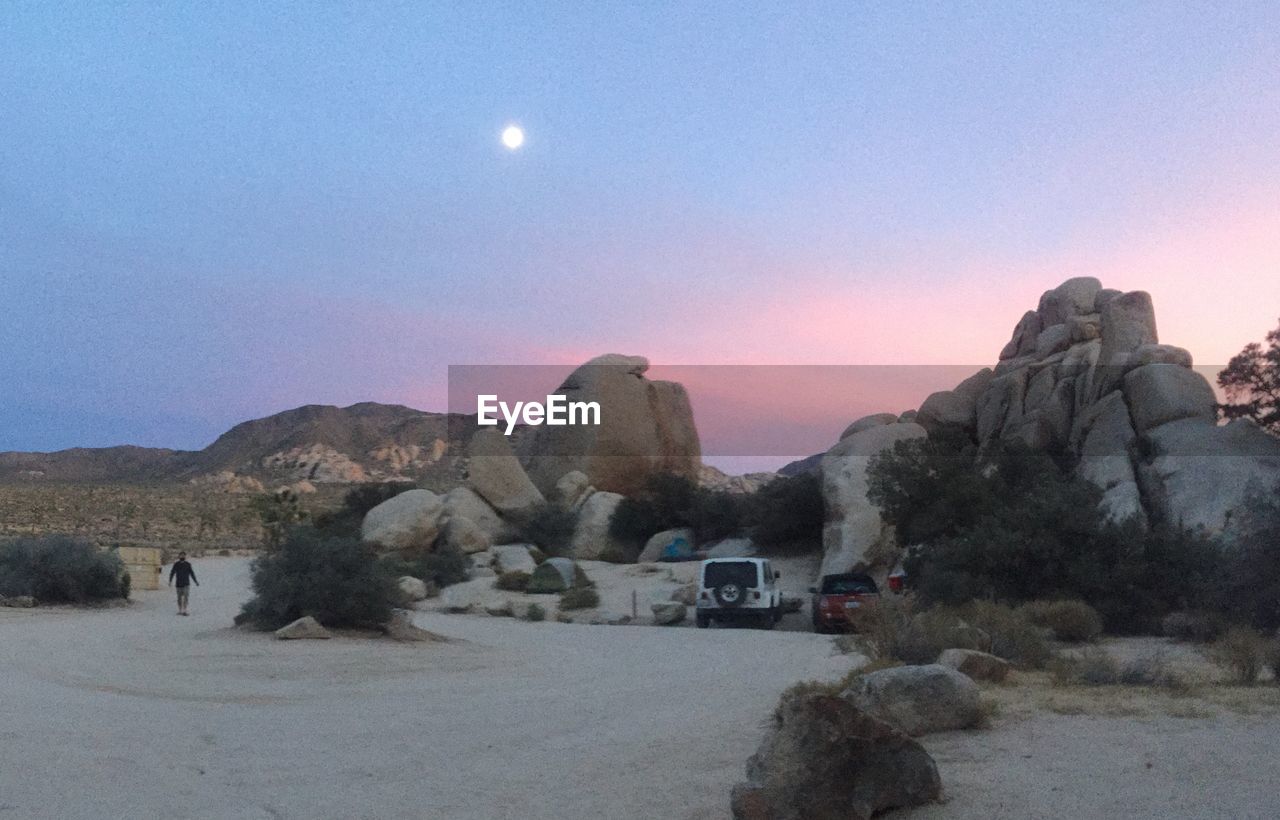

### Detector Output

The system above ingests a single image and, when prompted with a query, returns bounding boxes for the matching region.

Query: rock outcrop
[360,489,444,553]
[466,429,546,523]
[817,277,1280,580]
[820,422,927,577]
[568,490,627,560]
[730,691,941,820]
[521,354,702,497]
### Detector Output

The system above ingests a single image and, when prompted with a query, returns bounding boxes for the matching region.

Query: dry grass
[1210,627,1271,685]
[1020,599,1104,643]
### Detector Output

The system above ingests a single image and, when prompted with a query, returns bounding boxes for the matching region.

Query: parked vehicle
[695,557,782,629]
[809,572,880,633]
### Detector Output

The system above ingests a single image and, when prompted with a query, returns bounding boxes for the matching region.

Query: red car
[809,572,881,633]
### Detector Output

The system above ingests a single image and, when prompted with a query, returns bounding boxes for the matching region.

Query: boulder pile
[819,277,1280,576]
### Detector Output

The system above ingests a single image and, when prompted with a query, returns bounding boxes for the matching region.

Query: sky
[2,1,1279,468]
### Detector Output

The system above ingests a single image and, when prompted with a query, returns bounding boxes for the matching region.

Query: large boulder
[552,470,593,509]
[466,429,546,522]
[840,413,900,440]
[730,691,941,820]
[843,664,982,736]
[820,423,928,577]
[275,616,332,640]
[568,490,627,560]
[638,528,695,563]
[1037,276,1101,327]
[1122,363,1216,433]
[1076,390,1144,524]
[439,515,492,555]
[999,310,1043,361]
[521,354,702,496]
[1139,418,1280,533]
[442,486,519,545]
[360,489,444,553]
[916,368,992,437]
[1097,290,1158,381]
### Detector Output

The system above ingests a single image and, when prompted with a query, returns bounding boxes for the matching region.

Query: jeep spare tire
[714,582,745,608]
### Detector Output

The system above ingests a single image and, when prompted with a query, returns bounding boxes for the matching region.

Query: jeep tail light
[752,591,761,600]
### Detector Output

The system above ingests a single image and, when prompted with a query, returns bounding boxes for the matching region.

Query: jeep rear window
[821,576,878,595]
[704,561,759,589]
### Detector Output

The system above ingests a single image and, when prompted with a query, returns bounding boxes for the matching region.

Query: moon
[501,125,524,150]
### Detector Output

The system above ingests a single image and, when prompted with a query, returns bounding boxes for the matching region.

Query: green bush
[238,528,397,630]
[525,603,546,622]
[1216,486,1280,631]
[848,598,1050,668]
[392,543,470,589]
[747,473,824,554]
[1020,600,1104,643]
[609,473,743,547]
[1049,648,1183,689]
[872,438,1220,634]
[1211,627,1270,685]
[312,482,418,538]
[522,505,577,556]
[0,536,128,603]
[559,586,600,610]
[957,601,1054,669]
[494,570,531,591]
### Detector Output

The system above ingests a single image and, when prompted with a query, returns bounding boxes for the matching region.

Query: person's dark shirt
[169,560,198,588]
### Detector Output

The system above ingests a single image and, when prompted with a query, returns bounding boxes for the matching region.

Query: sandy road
[0,557,851,820]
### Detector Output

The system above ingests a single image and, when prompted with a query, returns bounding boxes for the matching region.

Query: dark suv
[809,572,880,633]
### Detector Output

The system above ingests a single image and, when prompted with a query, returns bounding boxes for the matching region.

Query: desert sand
[3,557,1279,820]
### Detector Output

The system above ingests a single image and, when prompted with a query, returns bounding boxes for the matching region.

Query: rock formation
[819,277,1280,577]
[521,354,702,497]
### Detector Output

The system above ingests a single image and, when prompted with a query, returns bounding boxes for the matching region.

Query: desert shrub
[957,601,1053,669]
[1211,627,1269,685]
[873,438,1220,634]
[558,586,600,610]
[1216,485,1280,631]
[1050,648,1183,688]
[1020,600,1103,643]
[0,536,128,603]
[312,482,418,538]
[609,472,743,547]
[398,543,470,589]
[522,505,577,556]
[848,598,1050,668]
[238,529,396,630]
[525,603,546,622]
[746,473,824,554]
[494,570,531,591]
[1266,639,1280,683]
[572,564,594,588]
[1161,610,1227,643]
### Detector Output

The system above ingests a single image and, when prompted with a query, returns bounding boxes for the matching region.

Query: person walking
[168,551,199,616]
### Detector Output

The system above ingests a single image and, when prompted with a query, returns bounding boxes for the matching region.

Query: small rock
[382,609,442,643]
[441,584,482,613]
[651,602,687,625]
[483,599,513,617]
[491,544,538,574]
[275,616,332,640]
[670,583,698,606]
[398,576,429,602]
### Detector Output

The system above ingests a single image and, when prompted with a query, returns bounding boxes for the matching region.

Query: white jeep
[695,557,783,629]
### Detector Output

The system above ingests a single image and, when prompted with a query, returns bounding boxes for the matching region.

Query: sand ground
[3,556,1279,820]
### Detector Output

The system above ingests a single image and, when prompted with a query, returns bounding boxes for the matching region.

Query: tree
[1218,318,1280,434]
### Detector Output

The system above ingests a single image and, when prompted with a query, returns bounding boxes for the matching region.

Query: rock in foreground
[731,691,940,820]
[275,616,332,640]
[843,663,981,736]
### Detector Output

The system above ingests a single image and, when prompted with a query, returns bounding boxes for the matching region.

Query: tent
[527,557,578,593]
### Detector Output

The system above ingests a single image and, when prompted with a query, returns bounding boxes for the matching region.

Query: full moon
[501,125,524,150]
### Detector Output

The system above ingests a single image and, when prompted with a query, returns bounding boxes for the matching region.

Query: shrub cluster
[848,598,1052,669]
[0,536,129,603]
[522,505,578,556]
[494,570,531,592]
[1049,648,1184,689]
[1210,627,1272,685]
[389,542,470,590]
[558,586,600,610]
[1020,600,1104,643]
[746,473,824,554]
[869,437,1222,634]
[238,529,397,630]
[311,482,418,538]
[609,473,743,547]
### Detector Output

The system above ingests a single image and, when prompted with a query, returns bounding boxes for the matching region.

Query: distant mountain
[0,403,470,487]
